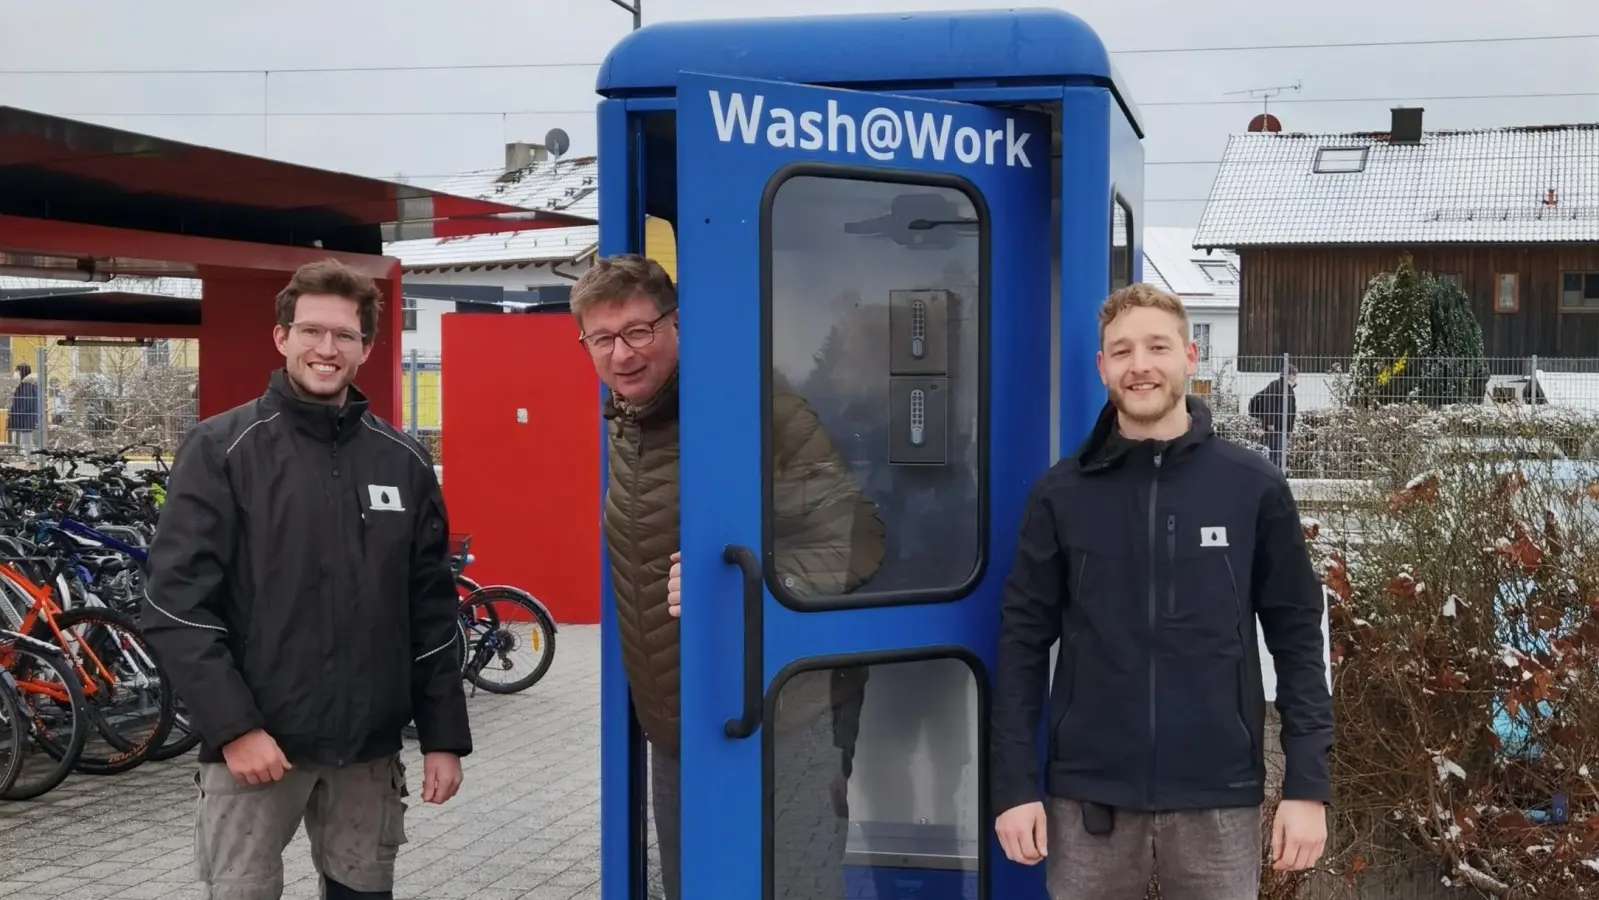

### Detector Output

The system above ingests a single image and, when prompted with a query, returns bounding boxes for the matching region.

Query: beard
[1109,379,1185,424]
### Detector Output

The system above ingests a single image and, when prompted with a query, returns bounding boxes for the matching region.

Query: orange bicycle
[0,554,174,775]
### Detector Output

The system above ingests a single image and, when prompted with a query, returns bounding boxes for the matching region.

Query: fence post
[1277,352,1290,473]
[1529,354,1540,406]
[408,348,420,436]
[35,345,48,452]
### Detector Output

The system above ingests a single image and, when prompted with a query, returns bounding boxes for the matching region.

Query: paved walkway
[0,625,608,900]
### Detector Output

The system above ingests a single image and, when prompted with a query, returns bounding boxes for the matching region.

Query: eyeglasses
[288,322,365,349]
[578,310,675,355]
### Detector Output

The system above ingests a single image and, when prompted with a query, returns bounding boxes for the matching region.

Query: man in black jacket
[991,284,1332,898]
[143,259,471,900]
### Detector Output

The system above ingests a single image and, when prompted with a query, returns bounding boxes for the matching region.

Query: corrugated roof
[386,155,599,271]
[1193,122,1599,248]
[1143,226,1240,309]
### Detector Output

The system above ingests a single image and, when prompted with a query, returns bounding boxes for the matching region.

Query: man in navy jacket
[991,283,1333,898]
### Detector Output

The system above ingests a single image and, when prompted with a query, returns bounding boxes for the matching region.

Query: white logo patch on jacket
[1200,526,1228,548]
[367,485,405,512]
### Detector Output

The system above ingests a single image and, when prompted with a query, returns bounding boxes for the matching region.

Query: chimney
[1390,107,1424,145]
[499,142,548,181]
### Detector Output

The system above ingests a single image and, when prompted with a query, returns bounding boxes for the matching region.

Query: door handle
[721,544,763,739]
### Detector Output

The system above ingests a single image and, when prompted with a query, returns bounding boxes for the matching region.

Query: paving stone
[1,624,607,900]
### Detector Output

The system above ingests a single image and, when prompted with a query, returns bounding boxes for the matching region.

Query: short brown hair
[275,259,384,343]
[1098,283,1189,345]
[570,254,676,330]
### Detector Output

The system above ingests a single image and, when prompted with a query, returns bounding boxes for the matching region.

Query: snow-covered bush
[1304,458,1599,897]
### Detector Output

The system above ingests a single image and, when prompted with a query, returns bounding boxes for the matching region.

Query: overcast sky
[1,0,1594,227]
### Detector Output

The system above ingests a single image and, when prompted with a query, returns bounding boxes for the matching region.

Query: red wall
[441,312,601,624]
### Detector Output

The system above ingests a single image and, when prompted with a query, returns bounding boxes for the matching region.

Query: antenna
[1224,80,1302,123]
[545,128,570,160]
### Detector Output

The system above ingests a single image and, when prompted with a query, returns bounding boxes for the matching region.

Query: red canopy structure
[0,104,592,421]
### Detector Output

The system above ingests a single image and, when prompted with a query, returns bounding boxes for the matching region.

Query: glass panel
[766,175,984,604]
[1110,195,1133,292]
[769,657,980,900]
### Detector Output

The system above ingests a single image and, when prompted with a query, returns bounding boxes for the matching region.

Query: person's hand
[667,551,681,618]
[422,752,463,804]
[1272,799,1327,871]
[996,801,1048,865]
[221,728,292,785]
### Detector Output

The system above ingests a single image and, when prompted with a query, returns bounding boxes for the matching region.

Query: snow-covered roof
[1142,226,1239,310]
[386,154,599,272]
[1193,122,1599,249]
[0,275,200,298]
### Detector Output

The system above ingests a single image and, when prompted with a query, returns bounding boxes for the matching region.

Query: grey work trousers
[191,755,409,900]
[1044,797,1263,900]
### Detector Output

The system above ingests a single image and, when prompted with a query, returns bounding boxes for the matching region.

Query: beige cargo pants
[192,754,409,900]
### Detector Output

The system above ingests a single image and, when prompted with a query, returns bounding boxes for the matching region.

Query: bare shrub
[1304,456,1599,898]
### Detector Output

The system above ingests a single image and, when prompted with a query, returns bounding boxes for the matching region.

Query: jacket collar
[262,368,369,443]
[1076,394,1214,474]
[603,367,680,426]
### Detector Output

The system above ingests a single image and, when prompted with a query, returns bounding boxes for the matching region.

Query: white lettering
[903,111,952,161]
[798,111,824,150]
[708,90,762,144]
[827,99,855,154]
[705,90,1036,168]
[1006,118,1033,168]
[954,127,981,163]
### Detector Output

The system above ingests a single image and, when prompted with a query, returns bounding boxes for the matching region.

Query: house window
[143,340,172,367]
[1192,322,1212,363]
[1313,147,1368,174]
[1195,260,1238,285]
[401,295,418,332]
[1561,273,1599,311]
[1494,273,1519,314]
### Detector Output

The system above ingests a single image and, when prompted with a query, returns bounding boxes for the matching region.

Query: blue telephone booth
[594,9,1144,899]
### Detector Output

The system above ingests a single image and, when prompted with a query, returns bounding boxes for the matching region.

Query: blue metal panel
[595,96,639,900]
[674,71,1052,900]
[1056,87,1116,460]
[596,8,1140,133]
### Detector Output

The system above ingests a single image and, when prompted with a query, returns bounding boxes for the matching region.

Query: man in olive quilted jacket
[572,254,885,900]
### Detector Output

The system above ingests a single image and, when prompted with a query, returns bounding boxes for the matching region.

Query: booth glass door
[674,72,1051,900]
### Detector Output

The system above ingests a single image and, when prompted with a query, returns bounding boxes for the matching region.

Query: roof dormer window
[1313,147,1368,174]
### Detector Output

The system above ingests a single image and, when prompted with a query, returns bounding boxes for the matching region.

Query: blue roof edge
[595,8,1140,133]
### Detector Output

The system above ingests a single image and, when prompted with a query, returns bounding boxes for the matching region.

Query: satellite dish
[1247,113,1283,133]
[544,128,571,159]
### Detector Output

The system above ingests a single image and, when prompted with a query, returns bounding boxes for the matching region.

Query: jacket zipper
[1225,555,1253,754]
[331,429,348,766]
[1146,451,1162,808]
[1165,514,1176,616]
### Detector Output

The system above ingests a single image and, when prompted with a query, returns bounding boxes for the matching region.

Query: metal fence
[401,349,443,462]
[1193,355,1599,482]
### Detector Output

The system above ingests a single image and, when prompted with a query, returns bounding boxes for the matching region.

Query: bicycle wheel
[0,672,25,799]
[459,587,556,695]
[49,608,176,775]
[145,698,202,761]
[1,631,89,801]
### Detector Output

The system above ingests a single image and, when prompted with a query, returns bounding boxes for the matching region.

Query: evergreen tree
[1350,252,1434,406]
[1419,275,1490,406]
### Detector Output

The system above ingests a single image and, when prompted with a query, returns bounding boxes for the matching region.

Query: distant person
[143,258,471,900]
[1249,365,1298,471]
[991,284,1332,899]
[8,363,39,450]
